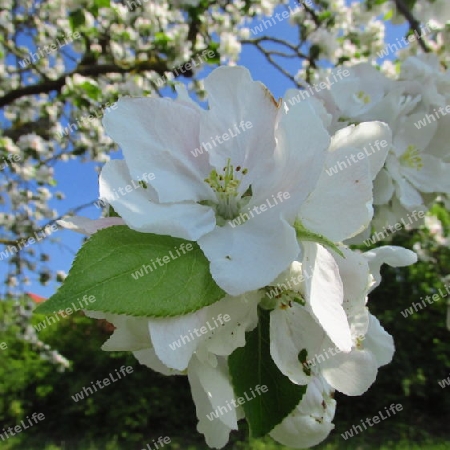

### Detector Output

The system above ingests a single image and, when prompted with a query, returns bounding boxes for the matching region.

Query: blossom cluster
[54,66,421,448]
[312,54,450,240]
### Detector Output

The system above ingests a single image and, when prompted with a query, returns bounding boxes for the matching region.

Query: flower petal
[200,66,278,186]
[103,97,214,203]
[321,346,378,396]
[198,216,299,295]
[57,216,125,236]
[302,243,352,352]
[270,376,336,448]
[99,160,216,241]
[364,314,395,367]
[270,303,324,385]
[363,245,417,290]
[299,145,373,242]
[188,356,238,448]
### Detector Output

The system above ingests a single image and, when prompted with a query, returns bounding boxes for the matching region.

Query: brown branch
[394,0,430,53]
[0,60,170,108]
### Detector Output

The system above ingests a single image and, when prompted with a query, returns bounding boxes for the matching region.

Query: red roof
[27,292,46,303]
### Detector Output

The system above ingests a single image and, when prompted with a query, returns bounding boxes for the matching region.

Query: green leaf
[294,220,344,258]
[69,10,85,32]
[35,226,225,317]
[228,308,307,438]
[79,81,102,101]
[94,0,110,8]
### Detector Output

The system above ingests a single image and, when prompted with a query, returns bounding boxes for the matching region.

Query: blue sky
[1,1,408,298]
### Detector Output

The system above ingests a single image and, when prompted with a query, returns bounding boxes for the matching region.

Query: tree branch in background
[394,0,431,53]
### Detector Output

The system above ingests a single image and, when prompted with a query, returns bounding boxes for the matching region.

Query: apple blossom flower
[101,66,332,295]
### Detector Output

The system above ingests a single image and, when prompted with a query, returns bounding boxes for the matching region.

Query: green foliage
[35,226,225,317]
[229,308,306,438]
[2,210,450,448]
[0,302,198,447]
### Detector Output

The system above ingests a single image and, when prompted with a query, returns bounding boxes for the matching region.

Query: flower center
[400,145,423,170]
[355,90,371,104]
[203,159,251,222]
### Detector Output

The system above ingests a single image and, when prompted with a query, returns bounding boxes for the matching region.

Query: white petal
[270,303,324,385]
[101,316,151,351]
[363,245,417,290]
[402,155,450,193]
[321,346,378,396]
[199,216,299,295]
[373,168,395,205]
[266,93,330,218]
[133,347,183,376]
[302,243,352,352]
[188,356,238,448]
[270,376,336,448]
[334,248,371,324]
[203,293,259,356]
[364,314,395,367]
[300,145,373,242]
[99,160,216,241]
[329,122,392,180]
[103,97,213,203]
[148,311,208,371]
[200,66,278,185]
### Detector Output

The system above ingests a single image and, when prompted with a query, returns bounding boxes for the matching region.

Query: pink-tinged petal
[57,216,125,236]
